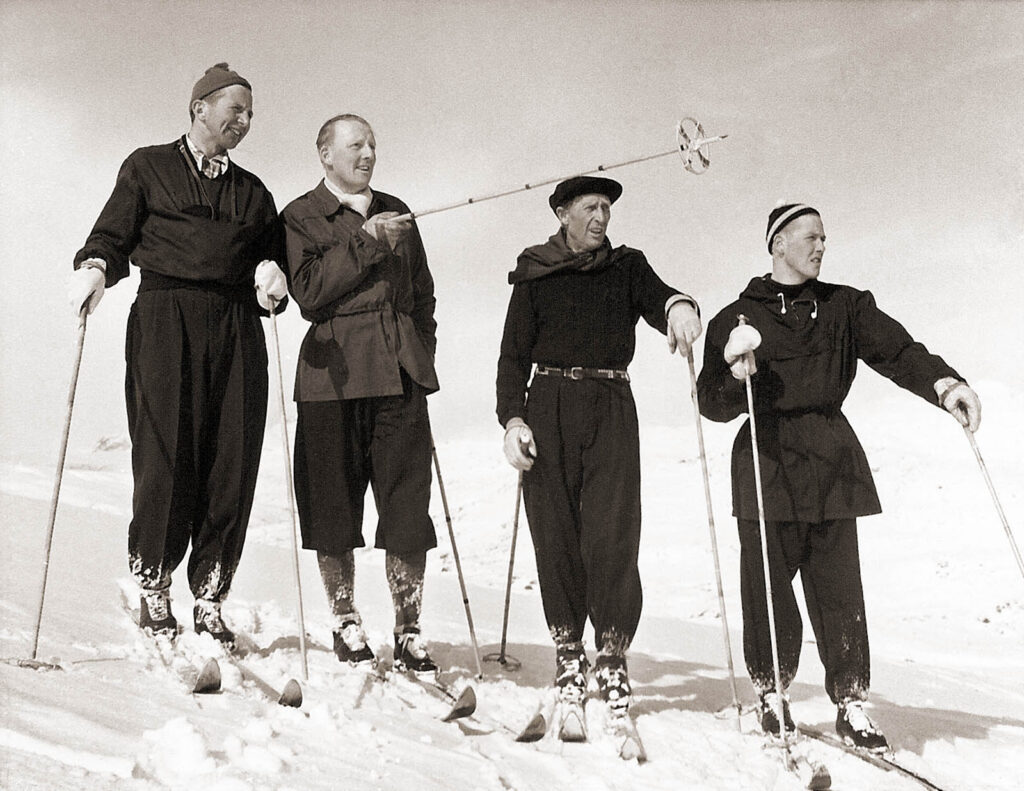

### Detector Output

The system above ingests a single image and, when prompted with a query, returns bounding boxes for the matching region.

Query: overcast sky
[2,0,1021,464]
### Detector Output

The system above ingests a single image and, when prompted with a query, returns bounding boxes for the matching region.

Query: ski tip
[805,764,832,790]
[442,685,477,721]
[515,713,548,743]
[4,657,65,671]
[619,742,648,764]
[278,678,303,708]
[193,658,222,694]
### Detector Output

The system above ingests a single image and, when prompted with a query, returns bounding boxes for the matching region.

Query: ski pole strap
[535,365,630,382]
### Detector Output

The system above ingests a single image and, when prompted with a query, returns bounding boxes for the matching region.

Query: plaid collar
[185,133,229,178]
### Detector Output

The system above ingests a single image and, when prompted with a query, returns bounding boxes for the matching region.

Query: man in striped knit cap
[698,202,981,750]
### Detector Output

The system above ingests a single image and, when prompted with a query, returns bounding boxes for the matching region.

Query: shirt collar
[185,133,230,177]
[322,177,373,217]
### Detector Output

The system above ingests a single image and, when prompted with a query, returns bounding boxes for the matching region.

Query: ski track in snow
[1,382,1023,790]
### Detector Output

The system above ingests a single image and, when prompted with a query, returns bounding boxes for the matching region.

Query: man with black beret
[68,64,288,648]
[697,203,981,749]
[496,175,702,719]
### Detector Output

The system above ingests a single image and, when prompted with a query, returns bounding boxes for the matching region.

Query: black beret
[549,176,623,213]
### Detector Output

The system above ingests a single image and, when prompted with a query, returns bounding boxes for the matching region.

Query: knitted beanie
[190,63,251,104]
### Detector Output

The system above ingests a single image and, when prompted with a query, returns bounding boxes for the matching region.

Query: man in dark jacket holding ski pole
[697,203,981,749]
[68,64,288,646]
[281,114,441,674]
[496,176,702,719]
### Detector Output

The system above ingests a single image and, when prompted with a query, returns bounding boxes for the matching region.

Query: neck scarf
[508,230,617,284]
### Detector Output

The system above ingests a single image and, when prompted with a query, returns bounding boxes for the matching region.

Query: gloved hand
[667,300,702,357]
[724,323,762,380]
[503,417,537,471]
[254,260,288,311]
[363,211,412,251]
[68,265,105,315]
[934,377,981,432]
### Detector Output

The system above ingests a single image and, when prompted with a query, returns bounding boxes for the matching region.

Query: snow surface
[2,375,1022,790]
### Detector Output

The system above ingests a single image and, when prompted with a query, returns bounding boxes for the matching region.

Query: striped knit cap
[766,203,819,253]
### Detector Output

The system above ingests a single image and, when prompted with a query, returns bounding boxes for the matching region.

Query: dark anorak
[697,274,961,522]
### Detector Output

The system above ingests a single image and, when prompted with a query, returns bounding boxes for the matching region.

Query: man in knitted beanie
[698,202,981,750]
[68,64,289,649]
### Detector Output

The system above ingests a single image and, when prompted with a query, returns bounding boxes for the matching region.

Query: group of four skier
[68,64,982,749]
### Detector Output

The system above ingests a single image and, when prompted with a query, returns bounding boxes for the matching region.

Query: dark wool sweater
[74,137,283,294]
[698,274,962,522]
[495,233,686,426]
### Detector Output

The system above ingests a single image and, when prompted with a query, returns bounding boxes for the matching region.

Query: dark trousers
[523,376,643,655]
[293,375,436,555]
[738,517,870,704]
[125,289,268,601]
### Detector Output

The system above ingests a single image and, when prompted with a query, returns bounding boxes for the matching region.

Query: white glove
[254,260,287,311]
[68,266,105,315]
[934,377,981,432]
[724,323,762,380]
[503,417,537,471]
[363,211,412,251]
[666,300,702,357]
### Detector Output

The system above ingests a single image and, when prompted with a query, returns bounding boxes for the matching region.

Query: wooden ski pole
[267,301,309,681]
[483,473,524,670]
[686,351,742,729]
[737,315,789,745]
[27,308,88,665]
[962,426,1024,582]
[431,439,484,679]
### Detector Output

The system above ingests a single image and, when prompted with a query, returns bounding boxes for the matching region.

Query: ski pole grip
[735,314,755,378]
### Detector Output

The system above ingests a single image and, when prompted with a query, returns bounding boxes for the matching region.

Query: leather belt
[535,364,630,382]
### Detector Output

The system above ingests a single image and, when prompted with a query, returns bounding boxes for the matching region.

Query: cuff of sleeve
[933,376,962,405]
[665,293,699,317]
[77,258,107,273]
[504,416,527,432]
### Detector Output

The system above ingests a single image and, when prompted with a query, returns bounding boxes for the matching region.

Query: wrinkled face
[557,193,611,253]
[194,85,253,153]
[320,119,376,193]
[774,213,826,284]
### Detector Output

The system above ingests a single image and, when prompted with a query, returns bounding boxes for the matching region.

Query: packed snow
[1,362,1021,791]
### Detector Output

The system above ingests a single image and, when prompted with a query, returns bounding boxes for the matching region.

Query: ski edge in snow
[800,725,947,791]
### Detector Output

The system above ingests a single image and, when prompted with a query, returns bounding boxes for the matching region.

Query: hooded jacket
[697,275,961,522]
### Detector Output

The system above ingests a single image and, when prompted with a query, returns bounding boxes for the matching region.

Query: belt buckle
[568,366,584,380]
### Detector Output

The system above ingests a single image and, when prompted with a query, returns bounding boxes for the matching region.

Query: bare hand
[667,301,702,357]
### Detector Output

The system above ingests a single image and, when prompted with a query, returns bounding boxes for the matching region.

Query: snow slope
[2,378,1022,791]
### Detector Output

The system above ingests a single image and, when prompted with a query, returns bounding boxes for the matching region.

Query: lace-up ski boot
[394,629,438,674]
[593,654,632,715]
[836,701,889,751]
[139,589,177,639]
[333,620,376,666]
[193,599,236,649]
[759,691,796,736]
[555,642,589,704]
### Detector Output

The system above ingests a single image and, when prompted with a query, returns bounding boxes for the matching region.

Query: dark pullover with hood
[697,274,961,523]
